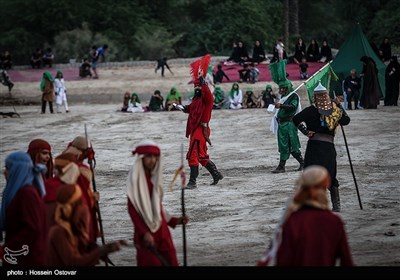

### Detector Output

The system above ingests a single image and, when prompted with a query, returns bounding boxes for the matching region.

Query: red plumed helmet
[190,54,211,81]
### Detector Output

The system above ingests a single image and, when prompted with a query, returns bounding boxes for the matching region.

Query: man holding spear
[127,140,188,266]
[293,82,350,212]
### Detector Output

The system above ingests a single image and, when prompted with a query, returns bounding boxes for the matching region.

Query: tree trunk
[290,0,299,36]
[284,0,289,49]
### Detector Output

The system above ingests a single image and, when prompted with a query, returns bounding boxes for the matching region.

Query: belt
[277,116,292,123]
[309,133,334,143]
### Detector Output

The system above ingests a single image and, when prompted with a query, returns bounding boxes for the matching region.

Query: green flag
[268,59,288,85]
[305,63,339,104]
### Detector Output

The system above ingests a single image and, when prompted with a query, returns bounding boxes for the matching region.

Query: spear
[84,124,114,266]
[330,92,363,210]
[180,143,187,266]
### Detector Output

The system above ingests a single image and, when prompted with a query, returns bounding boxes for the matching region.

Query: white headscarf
[126,140,163,233]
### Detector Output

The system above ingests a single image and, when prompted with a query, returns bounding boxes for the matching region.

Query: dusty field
[0,63,399,267]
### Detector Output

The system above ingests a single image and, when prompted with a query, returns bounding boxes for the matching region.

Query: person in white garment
[54,70,69,113]
[228,82,243,110]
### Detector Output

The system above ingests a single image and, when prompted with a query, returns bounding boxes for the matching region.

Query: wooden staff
[180,143,187,266]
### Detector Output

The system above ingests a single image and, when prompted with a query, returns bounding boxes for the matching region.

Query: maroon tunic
[276,206,353,266]
[3,186,47,266]
[44,176,63,229]
[127,173,179,266]
[47,225,102,266]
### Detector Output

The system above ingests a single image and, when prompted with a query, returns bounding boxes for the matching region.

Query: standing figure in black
[292,82,350,212]
[155,57,172,77]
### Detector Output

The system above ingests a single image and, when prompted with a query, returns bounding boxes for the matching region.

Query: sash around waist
[309,132,334,143]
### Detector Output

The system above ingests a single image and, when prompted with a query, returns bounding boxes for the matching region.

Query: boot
[330,185,341,212]
[186,165,199,189]
[205,160,223,185]
[272,160,286,173]
[41,101,46,114]
[292,152,304,171]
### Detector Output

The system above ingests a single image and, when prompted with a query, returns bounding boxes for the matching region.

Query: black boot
[292,152,304,171]
[272,160,286,173]
[41,100,46,114]
[205,160,223,185]
[186,165,199,189]
[330,185,341,212]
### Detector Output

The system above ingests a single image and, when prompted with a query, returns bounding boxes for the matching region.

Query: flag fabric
[168,165,186,191]
[304,63,338,104]
[268,59,288,85]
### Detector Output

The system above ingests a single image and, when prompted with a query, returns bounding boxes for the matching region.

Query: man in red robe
[27,138,54,179]
[177,63,223,189]
[47,184,123,266]
[276,165,353,266]
[0,151,47,266]
[127,140,188,266]
[62,136,99,247]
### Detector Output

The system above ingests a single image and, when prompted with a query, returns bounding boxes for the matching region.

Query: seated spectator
[227,42,240,64]
[127,92,144,113]
[249,63,260,83]
[299,58,309,79]
[261,84,277,108]
[31,48,42,69]
[148,90,165,112]
[344,69,361,110]
[42,48,55,68]
[318,39,332,63]
[252,40,267,64]
[0,69,14,93]
[213,87,229,109]
[237,41,250,64]
[79,58,92,78]
[379,37,392,63]
[306,39,320,62]
[238,64,251,83]
[228,82,243,110]
[214,64,230,84]
[121,92,131,112]
[165,86,182,111]
[1,51,13,70]
[293,37,306,65]
[243,88,260,108]
[271,39,288,63]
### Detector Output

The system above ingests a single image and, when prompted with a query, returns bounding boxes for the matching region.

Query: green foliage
[368,0,400,46]
[133,24,183,60]
[0,0,398,65]
[53,23,117,63]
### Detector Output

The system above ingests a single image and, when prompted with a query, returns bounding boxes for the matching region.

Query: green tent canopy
[331,24,386,97]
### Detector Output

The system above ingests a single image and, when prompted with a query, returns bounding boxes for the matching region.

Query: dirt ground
[0,62,399,267]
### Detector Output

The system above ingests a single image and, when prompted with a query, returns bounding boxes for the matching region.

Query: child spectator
[121,92,130,112]
[249,63,260,83]
[148,90,165,112]
[42,48,54,68]
[213,87,229,109]
[299,58,309,79]
[261,84,277,108]
[238,64,251,83]
[79,58,92,78]
[0,69,14,93]
[214,64,230,84]
[30,48,42,69]
[127,92,144,113]
[243,88,259,108]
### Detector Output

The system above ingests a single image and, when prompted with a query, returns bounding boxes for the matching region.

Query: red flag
[190,54,211,81]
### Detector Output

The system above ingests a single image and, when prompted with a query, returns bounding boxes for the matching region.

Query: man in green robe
[272,79,304,173]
